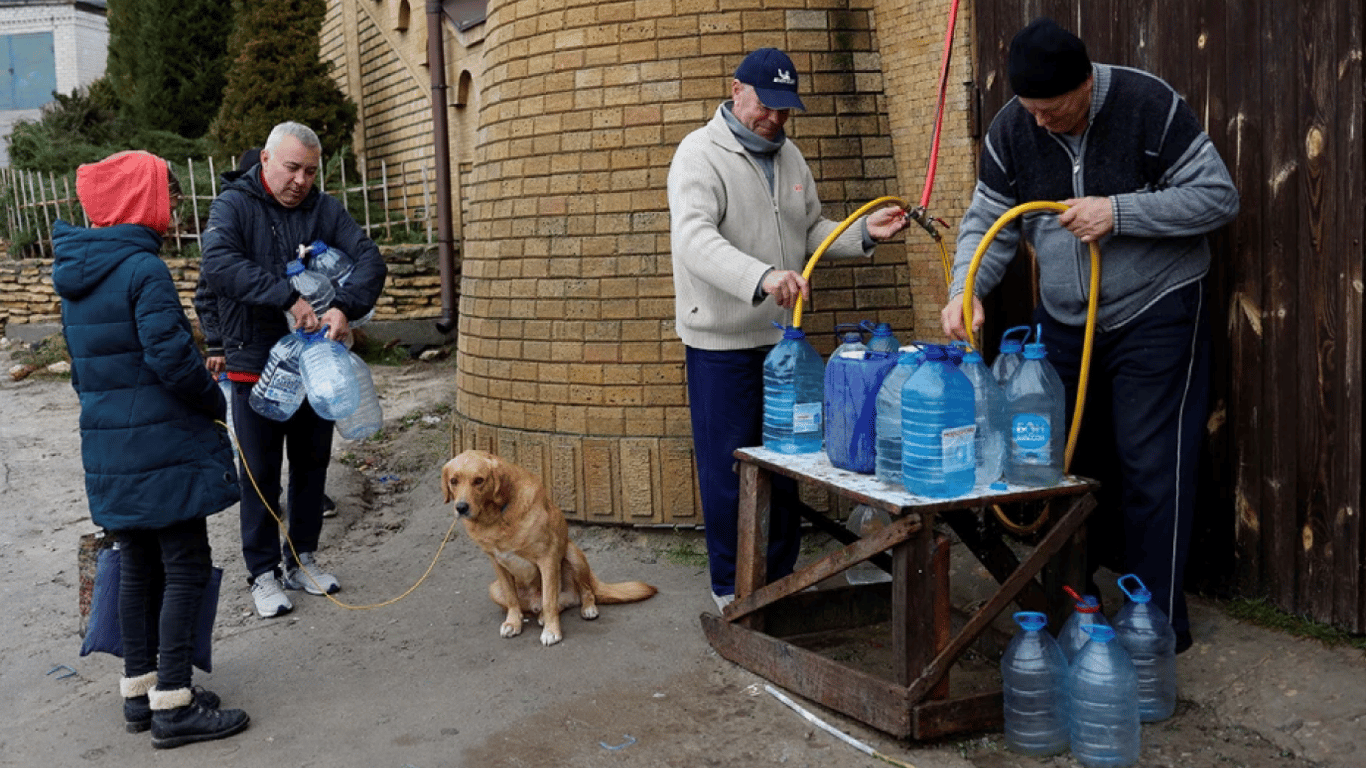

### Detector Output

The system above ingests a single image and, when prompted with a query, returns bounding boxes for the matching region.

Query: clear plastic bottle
[249,331,307,421]
[287,257,335,316]
[829,323,867,364]
[862,321,900,355]
[1112,573,1178,722]
[1001,611,1069,757]
[335,351,383,440]
[1058,586,1111,662]
[957,348,1006,490]
[217,373,239,453]
[1003,334,1066,487]
[306,239,354,284]
[1067,624,1141,768]
[991,325,1032,386]
[843,504,892,585]
[900,344,976,498]
[762,325,824,454]
[300,330,360,421]
[874,346,924,486]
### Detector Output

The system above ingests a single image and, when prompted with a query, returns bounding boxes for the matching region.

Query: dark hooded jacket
[198,164,386,375]
[52,193,239,531]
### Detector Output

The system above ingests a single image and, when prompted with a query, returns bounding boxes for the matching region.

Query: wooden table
[700,447,1097,739]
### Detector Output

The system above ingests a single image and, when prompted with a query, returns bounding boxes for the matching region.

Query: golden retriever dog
[442,450,658,646]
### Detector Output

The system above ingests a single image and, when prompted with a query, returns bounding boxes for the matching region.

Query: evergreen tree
[209,0,358,161]
[103,0,234,138]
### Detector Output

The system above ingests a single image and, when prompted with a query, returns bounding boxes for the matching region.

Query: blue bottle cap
[782,325,806,340]
[1013,611,1048,631]
[1081,624,1115,642]
[872,322,894,337]
[309,239,328,255]
[286,259,305,276]
[922,344,947,361]
[962,349,984,364]
[1023,342,1048,360]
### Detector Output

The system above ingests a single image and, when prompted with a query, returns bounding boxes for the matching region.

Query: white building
[0,0,107,167]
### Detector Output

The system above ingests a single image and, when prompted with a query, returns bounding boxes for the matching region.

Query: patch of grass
[1225,597,1366,651]
[350,331,412,366]
[658,534,708,568]
[9,334,71,376]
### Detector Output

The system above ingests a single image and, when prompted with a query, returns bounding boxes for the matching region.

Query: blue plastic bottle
[874,347,925,486]
[763,325,825,454]
[300,330,360,421]
[1058,586,1111,662]
[900,344,976,498]
[958,348,1006,489]
[1112,573,1178,722]
[1003,333,1066,487]
[991,325,1032,386]
[1001,611,1069,757]
[1067,625,1141,768]
[829,323,867,364]
[824,350,896,473]
[336,351,384,440]
[249,331,307,421]
[307,240,354,284]
[862,321,900,355]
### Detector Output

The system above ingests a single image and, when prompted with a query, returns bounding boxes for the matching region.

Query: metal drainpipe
[428,0,458,335]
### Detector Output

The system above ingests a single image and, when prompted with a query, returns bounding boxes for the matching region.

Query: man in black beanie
[941,17,1240,655]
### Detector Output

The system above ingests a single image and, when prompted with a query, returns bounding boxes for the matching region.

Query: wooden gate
[971,1,1365,631]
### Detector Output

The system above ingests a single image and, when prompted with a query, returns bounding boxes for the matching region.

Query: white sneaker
[711,591,735,613]
[282,552,341,596]
[251,573,293,618]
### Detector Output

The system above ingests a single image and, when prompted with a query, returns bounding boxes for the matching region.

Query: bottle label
[792,402,822,433]
[941,424,976,473]
[1012,413,1052,463]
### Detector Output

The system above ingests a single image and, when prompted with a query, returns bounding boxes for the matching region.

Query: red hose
[918,0,961,211]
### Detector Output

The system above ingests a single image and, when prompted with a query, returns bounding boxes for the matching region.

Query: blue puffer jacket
[51,221,240,532]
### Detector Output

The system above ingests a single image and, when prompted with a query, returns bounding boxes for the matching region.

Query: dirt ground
[1,335,1363,768]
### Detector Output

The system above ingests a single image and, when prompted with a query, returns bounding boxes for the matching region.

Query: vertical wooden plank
[892,518,934,687]
[380,159,393,240]
[734,461,769,631]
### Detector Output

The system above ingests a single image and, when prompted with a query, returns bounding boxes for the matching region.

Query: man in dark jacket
[201,121,386,618]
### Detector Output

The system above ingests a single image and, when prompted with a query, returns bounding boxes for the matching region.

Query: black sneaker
[125,686,222,734]
[151,702,249,749]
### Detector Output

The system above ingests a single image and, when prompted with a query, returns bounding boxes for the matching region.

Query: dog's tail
[592,578,658,604]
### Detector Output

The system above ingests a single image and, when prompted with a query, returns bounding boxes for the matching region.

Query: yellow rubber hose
[792,196,908,328]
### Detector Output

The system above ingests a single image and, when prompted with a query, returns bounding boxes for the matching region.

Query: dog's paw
[539,627,562,646]
[500,618,523,638]
[581,604,599,620]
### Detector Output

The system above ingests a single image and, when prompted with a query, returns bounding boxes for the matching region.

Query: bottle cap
[1118,573,1153,603]
[286,259,305,276]
[1081,624,1115,642]
[1013,611,1048,631]
[922,344,947,361]
[1023,341,1048,360]
[781,325,806,340]
[962,349,984,364]
[309,239,328,256]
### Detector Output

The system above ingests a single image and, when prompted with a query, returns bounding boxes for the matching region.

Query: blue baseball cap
[734,48,806,111]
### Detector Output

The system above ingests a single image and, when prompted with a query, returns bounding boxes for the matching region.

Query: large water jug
[824,350,897,473]
[762,325,824,454]
[249,331,307,421]
[1003,334,1066,487]
[1068,624,1141,768]
[991,325,1031,386]
[862,321,900,355]
[307,239,354,284]
[901,344,976,498]
[1058,585,1110,662]
[286,257,335,315]
[335,351,383,440]
[1001,611,1069,757]
[843,504,892,585]
[958,348,1006,489]
[829,323,866,364]
[300,330,360,421]
[874,346,925,486]
[1112,573,1178,722]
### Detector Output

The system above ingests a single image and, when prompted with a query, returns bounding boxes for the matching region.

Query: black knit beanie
[1008,18,1092,98]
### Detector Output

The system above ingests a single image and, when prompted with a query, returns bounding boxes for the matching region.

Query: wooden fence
[1,153,438,256]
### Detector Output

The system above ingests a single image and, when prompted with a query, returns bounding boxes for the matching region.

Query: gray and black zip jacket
[949,63,1240,330]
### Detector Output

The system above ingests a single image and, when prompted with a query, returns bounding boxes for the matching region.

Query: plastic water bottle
[958,348,1006,489]
[843,504,892,585]
[249,331,307,421]
[1058,585,1110,662]
[1067,624,1141,767]
[762,325,824,454]
[300,330,360,421]
[1003,333,1066,487]
[307,239,354,284]
[824,350,896,473]
[874,346,924,486]
[1112,573,1178,722]
[1001,611,1069,757]
[992,325,1031,386]
[829,323,866,364]
[217,373,239,453]
[900,344,976,498]
[335,352,383,440]
[287,257,336,315]
[862,321,900,355]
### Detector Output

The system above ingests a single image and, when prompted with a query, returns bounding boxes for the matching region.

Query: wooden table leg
[733,460,769,630]
[893,518,935,687]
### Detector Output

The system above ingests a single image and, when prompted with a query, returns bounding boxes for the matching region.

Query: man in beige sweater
[667,48,907,611]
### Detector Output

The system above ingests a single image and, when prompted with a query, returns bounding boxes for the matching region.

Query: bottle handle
[1117,573,1148,602]
[1001,325,1032,346]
